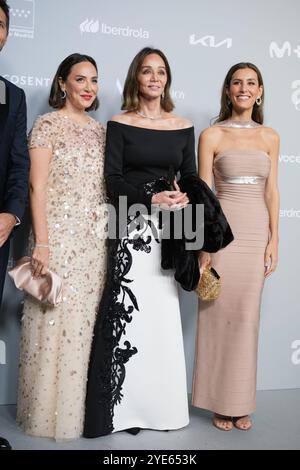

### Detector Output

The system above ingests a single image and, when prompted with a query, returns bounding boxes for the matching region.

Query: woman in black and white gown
[84,47,232,437]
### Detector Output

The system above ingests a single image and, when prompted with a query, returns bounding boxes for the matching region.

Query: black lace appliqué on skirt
[84,214,159,437]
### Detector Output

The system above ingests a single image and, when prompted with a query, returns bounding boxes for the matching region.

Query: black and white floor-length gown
[84,121,197,436]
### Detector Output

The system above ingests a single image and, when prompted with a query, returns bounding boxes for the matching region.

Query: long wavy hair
[122,47,174,112]
[215,62,264,124]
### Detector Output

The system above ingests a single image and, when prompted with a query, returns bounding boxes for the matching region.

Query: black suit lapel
[0,78,9,146]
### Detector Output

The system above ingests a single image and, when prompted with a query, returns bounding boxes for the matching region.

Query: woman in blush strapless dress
[192,62,280,431]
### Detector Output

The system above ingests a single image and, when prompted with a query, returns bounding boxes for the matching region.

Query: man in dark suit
[0,0,30,450]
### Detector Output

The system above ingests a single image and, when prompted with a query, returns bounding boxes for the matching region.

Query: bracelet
[35,243,49,248]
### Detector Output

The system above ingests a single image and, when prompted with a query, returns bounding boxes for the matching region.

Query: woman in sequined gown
[192,63,280,431]
[16,54,107,440]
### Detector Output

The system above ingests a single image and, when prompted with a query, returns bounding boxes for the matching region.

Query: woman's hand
[0,213,16,247]
[264,239,278,278]
[31,246,50,278]
[151,180,189,210]
[172,180,189,208]
[198,251,211,273]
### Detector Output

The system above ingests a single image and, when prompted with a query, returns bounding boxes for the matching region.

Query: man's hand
[0,213,16,247]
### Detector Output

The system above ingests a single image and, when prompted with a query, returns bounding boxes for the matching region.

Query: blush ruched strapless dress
[192,147,271,417]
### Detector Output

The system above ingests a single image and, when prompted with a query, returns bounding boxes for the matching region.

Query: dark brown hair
[215,62,264,124]
[0,0,9,31]
[122,47,174,112]
[49,53,99,111]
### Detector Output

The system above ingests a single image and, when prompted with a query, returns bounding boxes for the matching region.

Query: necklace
[217,119,261,129]
[136,110,163,120]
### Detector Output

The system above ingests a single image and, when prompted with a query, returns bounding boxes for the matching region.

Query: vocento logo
[3,74,51,88]
[291,340,300,365]
[269,41,300,59]
[291,80,300,111]
[116,79,185,100]
[0,340,6,365]
[280,209,300,218]
[80,19,150,39]
[189,34,232,48]
[279,154,300,164]
[9,0,35,39]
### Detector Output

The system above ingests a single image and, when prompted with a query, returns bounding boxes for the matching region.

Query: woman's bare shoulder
[199,125,223,142]
[261,126,280,142]
[168,114,193,129]
[109,112,134,124]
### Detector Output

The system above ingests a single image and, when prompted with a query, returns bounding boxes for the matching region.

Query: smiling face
[59,61,98,111]
[227,68,263,113]
[137,53,168,100]
[0,7,8,51]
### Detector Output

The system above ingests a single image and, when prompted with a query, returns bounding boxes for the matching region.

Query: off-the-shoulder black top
[104,121,197,207]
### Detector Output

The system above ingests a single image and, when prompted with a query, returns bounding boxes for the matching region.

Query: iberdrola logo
[79,18,149,39]
[80,19,100,34]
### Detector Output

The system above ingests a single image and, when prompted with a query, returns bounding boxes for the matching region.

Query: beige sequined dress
[16,112,108,440]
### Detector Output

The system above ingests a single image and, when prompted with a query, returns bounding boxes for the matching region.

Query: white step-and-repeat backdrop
[0,0,299,404]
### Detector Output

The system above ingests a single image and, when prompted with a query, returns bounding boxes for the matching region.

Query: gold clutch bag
[195,266,221,301]
[8,256,63,306]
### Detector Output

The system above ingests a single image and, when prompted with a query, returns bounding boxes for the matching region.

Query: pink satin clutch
[8,256,63,306]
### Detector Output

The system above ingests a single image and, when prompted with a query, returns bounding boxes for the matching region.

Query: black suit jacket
[0,76,30,222]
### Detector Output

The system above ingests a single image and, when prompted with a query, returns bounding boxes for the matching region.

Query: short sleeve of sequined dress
[28,114,58,150]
